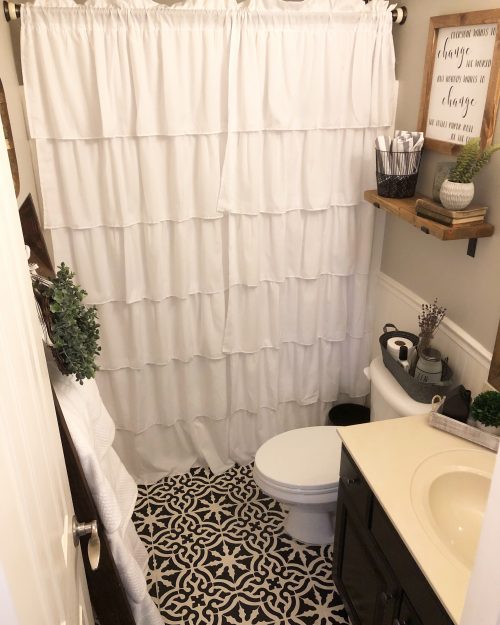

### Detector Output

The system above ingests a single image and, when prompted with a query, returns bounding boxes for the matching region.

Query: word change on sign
[426,23,497,144]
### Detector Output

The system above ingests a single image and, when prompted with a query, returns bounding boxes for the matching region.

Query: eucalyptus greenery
[44,263,100,383]
[470,391,500,428]
[448,138,500,184]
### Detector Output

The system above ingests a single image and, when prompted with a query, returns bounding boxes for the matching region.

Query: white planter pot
[473,420,500,436]
[439,179,474,210]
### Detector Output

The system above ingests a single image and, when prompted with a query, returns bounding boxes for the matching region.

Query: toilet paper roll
[387,337,415,361]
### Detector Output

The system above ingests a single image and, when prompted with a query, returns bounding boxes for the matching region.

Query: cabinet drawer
[370,501,454,625]
[339,447,372,525]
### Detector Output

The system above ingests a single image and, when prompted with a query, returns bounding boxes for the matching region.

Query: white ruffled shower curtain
[22,0,395,483]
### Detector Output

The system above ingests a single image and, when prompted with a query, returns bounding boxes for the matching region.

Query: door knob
[72,516,101,571]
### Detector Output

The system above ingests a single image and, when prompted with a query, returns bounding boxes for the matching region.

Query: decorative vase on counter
[439,179,474,210]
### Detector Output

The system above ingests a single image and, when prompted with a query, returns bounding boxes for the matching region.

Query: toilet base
[284,504,335,545]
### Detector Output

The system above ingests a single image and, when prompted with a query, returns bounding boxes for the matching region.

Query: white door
[0,129,92,625]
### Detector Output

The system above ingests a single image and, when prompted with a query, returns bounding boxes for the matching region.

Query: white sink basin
[411,449,494,571]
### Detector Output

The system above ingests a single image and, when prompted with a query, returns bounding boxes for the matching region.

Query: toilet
[253,356,432,545]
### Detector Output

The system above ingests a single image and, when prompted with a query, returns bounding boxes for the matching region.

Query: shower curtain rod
[3,0,407,23]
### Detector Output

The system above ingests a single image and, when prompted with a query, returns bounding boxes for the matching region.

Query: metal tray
[379,324,454,404]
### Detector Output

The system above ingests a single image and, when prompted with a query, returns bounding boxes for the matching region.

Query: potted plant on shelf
[32,262,101,384]
[440,138,500,210]
[469,390,500,436]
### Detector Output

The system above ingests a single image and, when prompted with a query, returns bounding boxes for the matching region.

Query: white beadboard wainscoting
[372,273,492,398]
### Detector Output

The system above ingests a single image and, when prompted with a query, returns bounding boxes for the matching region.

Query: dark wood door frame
[19,194,136,625]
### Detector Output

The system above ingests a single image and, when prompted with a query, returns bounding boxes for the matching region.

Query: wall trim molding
[378,272,492,371]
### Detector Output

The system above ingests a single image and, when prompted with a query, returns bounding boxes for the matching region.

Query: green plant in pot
[440,138,500,210]
[470,390,500,436]
[33,263,101,384]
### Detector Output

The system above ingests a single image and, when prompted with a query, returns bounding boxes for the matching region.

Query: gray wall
[382,0,500,351]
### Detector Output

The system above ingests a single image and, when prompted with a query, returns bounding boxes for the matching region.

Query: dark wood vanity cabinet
[333,447,454,625]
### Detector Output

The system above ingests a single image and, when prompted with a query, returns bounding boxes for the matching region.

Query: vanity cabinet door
[394,595,423,625]
[334,448,455,625]
[334,484,399,625]
[339,448,372,525]
[370,500,454,625]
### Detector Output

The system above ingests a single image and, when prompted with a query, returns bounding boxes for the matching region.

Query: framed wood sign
[488,318,500,392]
[417,9,500,155]
[0,78,20,196]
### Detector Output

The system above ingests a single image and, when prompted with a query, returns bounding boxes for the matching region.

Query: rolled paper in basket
[387,336,415,362]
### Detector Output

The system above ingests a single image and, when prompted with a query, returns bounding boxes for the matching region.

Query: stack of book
[415,198,487,226]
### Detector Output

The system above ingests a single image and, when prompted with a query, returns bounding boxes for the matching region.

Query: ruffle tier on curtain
[22,0,395,483]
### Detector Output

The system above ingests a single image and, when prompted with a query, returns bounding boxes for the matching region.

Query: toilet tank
[367,357,432,421]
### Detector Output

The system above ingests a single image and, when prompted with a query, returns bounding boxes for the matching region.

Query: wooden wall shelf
[364,190,495,258]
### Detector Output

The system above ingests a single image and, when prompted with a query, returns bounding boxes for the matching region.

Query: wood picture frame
[19,193,54,278]
[18,199,137,625]
[0,78,20,196]
[488,318,500,391]
[417,9,500,155]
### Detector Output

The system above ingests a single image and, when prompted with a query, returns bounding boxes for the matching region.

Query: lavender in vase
[418,298,446,353]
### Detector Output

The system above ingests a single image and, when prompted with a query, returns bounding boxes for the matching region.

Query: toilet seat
[254,426,341,492]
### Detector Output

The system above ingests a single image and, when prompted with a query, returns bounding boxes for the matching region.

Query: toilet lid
[254,426,341,491]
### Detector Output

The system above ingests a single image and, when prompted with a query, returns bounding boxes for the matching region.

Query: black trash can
[328,403,370,426]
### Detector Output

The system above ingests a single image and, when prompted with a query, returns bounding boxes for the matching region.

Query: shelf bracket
[467,238,478,258]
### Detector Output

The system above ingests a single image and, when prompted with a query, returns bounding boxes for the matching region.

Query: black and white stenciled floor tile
[133,463,350,625]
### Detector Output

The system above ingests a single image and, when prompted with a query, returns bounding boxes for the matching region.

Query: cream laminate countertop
[337,414,495,625]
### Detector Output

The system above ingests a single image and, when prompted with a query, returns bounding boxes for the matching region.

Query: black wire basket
[375,149,422,198]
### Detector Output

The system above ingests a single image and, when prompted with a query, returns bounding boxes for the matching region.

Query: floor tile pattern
[133,463,350,625]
